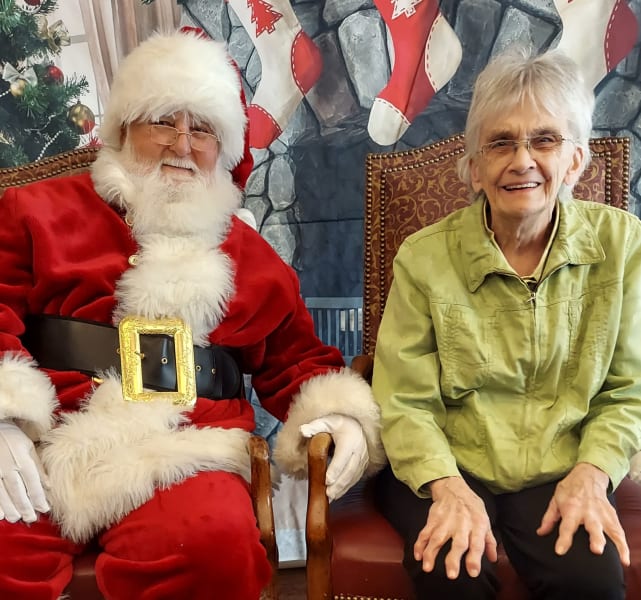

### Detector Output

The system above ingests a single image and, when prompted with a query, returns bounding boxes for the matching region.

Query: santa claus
[0,29,385,600]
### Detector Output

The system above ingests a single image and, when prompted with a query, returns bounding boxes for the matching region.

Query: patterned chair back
[362,134,631,356]
[0,146,100,195]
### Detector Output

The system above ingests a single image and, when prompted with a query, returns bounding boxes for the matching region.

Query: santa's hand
[300,414,368,501]
[0,421,50,523]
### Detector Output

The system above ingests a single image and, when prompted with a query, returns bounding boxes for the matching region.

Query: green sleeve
[578,219,641,490]
[372,241,460,497]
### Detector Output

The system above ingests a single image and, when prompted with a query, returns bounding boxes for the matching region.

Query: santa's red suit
[0,159,384,599]
[0,29,384,600]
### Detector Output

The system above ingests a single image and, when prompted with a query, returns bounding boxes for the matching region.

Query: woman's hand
[537,463,630,565]
[414,476,497,579]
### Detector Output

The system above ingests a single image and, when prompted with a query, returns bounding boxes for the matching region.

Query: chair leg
[250,435,280,599]
[306,432,333,600]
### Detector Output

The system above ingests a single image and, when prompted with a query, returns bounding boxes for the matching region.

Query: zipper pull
[526,290,536,303]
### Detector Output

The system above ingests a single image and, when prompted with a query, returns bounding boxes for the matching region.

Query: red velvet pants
[0,471,271,599]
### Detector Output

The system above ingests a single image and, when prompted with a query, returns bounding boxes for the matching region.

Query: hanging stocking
[554,0,638,89]
[226,0,323,149]
[368,0,462,146]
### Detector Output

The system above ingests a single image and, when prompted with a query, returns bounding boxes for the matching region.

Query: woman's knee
[404,546,499,600]
[529,544,624,600]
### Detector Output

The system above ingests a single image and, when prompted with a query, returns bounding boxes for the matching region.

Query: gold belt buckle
[118,316,197,407]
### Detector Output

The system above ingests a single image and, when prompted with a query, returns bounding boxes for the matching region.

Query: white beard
[91,144,241,345]
[99,142,242,243]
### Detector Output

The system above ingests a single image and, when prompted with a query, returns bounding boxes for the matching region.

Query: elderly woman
[372,48,641,600]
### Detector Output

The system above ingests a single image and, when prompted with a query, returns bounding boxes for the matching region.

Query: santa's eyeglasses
[148,124,219,151]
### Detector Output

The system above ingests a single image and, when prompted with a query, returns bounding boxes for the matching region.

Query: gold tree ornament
[9,79,27,97]
[67,102,96,134]
[3,64,37,97]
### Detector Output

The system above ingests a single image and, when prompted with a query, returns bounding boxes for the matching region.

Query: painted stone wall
[182,0,641,298]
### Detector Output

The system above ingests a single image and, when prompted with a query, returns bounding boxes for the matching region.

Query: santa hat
[99,28,253,189]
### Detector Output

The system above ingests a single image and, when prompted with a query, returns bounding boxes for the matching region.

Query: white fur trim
[100,30,246,173]
[272,368,386,477]
[40,376,251,542]
[113,236,233,345]
[236,207,257,230]
[0,353,57,440]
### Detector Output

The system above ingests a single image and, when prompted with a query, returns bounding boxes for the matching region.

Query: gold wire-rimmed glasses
[148,124,219,151]
[478,134,576,160]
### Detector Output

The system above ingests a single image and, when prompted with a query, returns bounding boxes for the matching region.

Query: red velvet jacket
[0,172,343,429]
[0,172,384,542]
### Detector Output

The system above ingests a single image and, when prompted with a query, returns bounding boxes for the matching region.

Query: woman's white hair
[457,46,594,191]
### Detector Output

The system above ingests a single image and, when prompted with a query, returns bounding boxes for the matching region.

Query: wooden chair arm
[350,354,374,383]
[303,355,372,600]
[306,431,334,600]
[249,434,279,599]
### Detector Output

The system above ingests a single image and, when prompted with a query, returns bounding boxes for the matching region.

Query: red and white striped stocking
[554,0,638,88]
[226,0,322,149]
[368,0,462,145]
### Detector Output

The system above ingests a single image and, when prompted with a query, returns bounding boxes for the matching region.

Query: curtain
[80,0,182,109]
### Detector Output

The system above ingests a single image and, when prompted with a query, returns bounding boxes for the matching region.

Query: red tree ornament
[24,0,42,5]
[45,65,64,84]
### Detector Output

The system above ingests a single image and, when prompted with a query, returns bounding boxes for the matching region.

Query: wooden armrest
[249,434,279,599]
[306,432,334,600]
[304,357,372,599]
[350,354,374,383]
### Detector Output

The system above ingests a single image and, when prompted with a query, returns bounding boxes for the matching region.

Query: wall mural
[178,0,641,307]
[223,0,324,150]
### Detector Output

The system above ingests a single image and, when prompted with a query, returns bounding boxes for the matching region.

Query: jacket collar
[462,196,606,292]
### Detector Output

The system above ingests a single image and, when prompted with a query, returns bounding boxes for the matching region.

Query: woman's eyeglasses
[478,134,575,159]
[148,124,219,151]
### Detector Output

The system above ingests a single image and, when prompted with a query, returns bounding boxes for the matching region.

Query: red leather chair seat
[329,477,641,599]
[66,550,101,598]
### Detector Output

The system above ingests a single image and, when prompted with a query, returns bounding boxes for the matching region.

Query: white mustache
[161,158,199,173]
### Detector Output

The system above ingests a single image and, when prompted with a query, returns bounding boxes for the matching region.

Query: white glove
[0,421,50,523]
[300,414,368,501]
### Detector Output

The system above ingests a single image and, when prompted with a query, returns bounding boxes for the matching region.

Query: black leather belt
[21,315,242,400]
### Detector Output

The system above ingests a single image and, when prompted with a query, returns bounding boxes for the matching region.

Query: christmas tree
[0,0,92,167]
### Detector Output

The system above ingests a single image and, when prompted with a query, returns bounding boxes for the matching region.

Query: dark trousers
[375,466,625,600]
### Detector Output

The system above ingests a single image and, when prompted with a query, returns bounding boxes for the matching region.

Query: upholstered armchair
[0,148,279,600]
[306,134,641,600]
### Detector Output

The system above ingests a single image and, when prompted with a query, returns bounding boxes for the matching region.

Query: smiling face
[123,111,220,181]
[470,102,584,226]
